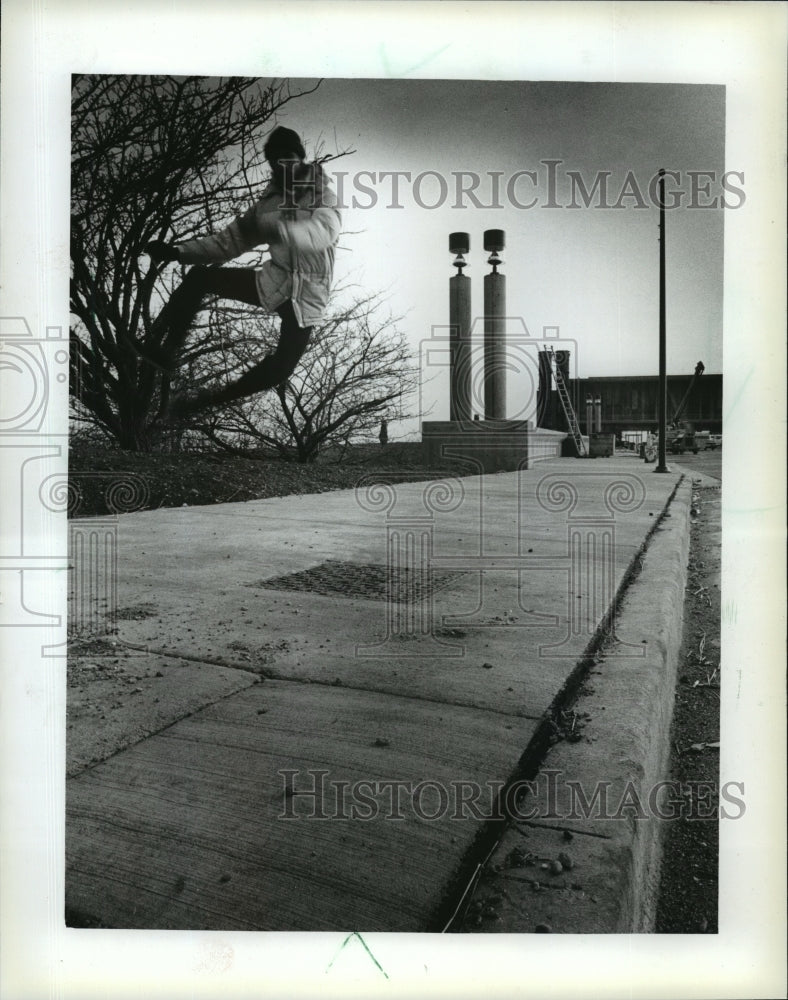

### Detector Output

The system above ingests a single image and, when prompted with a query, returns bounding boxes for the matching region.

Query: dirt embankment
[655,484,721,933]
[68,444,471,518]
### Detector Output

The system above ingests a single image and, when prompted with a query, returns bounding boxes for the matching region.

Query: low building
[543,372,722,437]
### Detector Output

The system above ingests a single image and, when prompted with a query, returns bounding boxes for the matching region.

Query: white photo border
[1,2,786,998]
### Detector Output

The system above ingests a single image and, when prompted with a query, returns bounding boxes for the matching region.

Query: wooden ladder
[547,347,586,457]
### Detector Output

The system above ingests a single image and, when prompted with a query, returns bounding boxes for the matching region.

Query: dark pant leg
[205,300,313,405]
[154,266,260,364]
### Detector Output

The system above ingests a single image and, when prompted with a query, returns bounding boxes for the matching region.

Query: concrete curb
[455,475,693,933]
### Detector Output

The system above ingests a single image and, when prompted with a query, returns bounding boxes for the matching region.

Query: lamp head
[449,232,470,273]
[483,229,505,253]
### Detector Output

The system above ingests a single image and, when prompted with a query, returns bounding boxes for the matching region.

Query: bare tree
[69,74,330,450]
[194,291,419,463]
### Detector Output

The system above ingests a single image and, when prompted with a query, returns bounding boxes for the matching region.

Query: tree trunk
[116,421,148,452]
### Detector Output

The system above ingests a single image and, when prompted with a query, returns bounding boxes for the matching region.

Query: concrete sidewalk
[65,455,691,931]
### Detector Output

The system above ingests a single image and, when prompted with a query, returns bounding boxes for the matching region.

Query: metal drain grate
[255,560,466,603]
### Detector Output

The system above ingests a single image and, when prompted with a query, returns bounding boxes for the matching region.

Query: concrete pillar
[483,229,506,420]
[448,233,472,422]
[537,350,550,427]
[585,396,594,435]
[537,350,556,429]
[594,396,602,433]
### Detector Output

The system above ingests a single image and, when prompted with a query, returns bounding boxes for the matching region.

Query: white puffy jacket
[177,164,341,327]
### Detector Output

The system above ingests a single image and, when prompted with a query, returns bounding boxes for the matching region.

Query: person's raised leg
[135,267,260,372]
[169,300,313,415]
[211,300,312,402]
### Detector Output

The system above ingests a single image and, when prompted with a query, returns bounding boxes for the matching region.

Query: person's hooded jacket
[177,163,341,327]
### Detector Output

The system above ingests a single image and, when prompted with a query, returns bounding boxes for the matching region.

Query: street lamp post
[656,168,669,473]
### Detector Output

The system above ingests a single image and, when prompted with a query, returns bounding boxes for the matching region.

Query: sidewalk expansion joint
[433,474,687,933]
[72,644,541,780]
[249,670,544,720]
[113,639,273,678]
[68,678,263,780]
[110,643,539,723]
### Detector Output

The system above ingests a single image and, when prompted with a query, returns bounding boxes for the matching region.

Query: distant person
[378,417,388,448]
[135,126,341,420]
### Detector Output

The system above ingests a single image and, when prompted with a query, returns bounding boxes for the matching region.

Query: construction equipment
[644,361,704,461]
[547,347,587,456]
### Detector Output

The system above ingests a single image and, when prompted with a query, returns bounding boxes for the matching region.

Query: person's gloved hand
[143,240,180,264]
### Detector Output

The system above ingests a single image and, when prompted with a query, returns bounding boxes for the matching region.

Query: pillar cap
[483,229,505,253]
[449,232,470,255]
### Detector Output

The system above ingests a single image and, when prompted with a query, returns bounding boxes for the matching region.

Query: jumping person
[136,126,341,419]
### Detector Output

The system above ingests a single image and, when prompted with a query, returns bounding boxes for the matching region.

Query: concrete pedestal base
[421,420,568,473]
[561,433,592,458]
[588,433,616,458]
